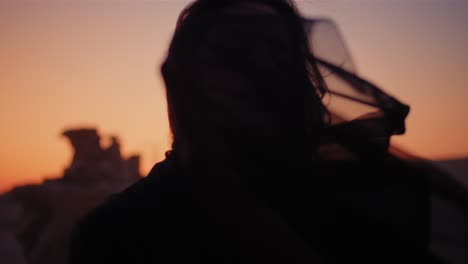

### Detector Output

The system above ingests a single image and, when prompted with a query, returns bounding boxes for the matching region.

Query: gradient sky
[1,0,467,193]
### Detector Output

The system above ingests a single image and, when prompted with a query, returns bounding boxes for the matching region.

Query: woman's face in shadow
[161,1,309,146]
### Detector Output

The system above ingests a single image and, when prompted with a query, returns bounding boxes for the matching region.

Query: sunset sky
[1,0,467,193]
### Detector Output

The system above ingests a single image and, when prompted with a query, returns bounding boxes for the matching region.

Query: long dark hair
[161,0,329,172]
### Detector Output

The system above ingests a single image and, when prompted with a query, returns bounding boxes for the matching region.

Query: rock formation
[0,128,143,264]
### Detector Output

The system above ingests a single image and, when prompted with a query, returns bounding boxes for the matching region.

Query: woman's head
[161,0,328,166]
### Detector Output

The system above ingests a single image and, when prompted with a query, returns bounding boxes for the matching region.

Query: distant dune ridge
[435,158,468,189]
[0,128,142,264]
[429,158,468,264]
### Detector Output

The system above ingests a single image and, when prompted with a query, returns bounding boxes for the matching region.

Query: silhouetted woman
[69,0,432,263]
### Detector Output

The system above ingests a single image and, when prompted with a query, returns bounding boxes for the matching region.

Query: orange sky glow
[1,0,467,193]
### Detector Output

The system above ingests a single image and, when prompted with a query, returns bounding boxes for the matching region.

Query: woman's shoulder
[69,159,194,263]
[76,160,173,221]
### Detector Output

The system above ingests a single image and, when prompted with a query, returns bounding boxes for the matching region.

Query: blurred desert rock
[0,128,142,264]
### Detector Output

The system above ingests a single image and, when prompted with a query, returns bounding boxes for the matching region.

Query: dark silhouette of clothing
[69,152,431,263]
